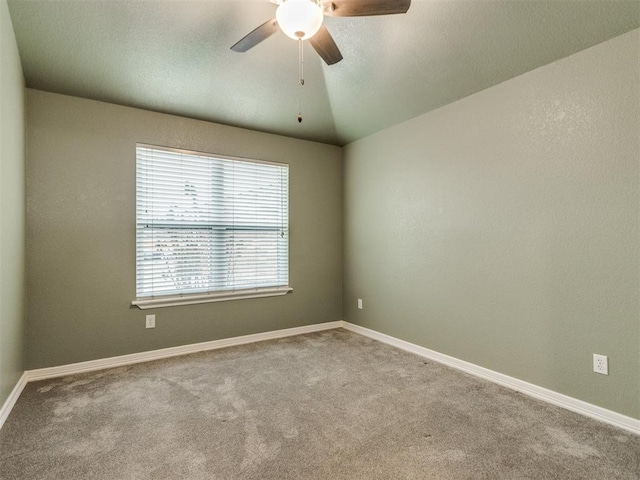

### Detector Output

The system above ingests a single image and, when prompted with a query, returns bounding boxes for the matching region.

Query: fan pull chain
[298,36,304,86]
[298,36,304,123]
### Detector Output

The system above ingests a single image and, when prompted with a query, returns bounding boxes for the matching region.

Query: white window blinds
[135,145,289,303]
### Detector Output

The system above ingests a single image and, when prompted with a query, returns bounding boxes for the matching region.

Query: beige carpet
[1,329,638,479]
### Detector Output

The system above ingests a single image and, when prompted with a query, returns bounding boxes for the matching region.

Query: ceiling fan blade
[309,25,343,65]
[231,18,279,52]
[324,0,411,17]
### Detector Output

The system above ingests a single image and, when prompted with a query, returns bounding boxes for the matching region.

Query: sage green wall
[0,0,26,406]
[343,30,640,419]
[26,89,342,369]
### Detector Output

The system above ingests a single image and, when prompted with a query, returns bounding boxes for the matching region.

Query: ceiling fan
[231,0,412,65]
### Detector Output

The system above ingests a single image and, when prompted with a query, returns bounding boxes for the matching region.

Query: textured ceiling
[7,0,640,146]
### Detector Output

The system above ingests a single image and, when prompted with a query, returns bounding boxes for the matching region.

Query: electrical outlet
[593,354,608,375]
[357,299,363,309]
[145,314,156,329]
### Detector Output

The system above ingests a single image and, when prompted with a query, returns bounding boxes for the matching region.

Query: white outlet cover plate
[593,354,608,375]
[146,314,156,329]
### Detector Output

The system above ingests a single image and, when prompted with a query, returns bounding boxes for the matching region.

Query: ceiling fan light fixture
[276,0,324,40]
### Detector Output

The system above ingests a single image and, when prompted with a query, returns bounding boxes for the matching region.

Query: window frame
[131,143,292,309]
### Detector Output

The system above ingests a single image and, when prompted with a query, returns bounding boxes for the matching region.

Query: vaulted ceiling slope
[7,0,640,146]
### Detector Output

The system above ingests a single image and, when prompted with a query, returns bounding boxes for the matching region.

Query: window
[132,145,290,309]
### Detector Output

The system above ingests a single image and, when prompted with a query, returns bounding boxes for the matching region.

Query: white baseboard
[341,321,640,436]
[2,319,638,437]
[0,372,28,430]
[26,321,343,382]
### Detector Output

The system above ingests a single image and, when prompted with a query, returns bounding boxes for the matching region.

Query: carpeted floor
[1,329,638,479]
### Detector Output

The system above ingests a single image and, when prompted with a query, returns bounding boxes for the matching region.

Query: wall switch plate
[145,314,156,329]
[357,299,363,309]
[593,354,608,375]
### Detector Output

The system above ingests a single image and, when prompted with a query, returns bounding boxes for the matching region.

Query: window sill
[131,286,293,310]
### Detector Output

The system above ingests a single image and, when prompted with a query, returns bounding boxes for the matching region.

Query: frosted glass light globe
[276,0,324,40]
